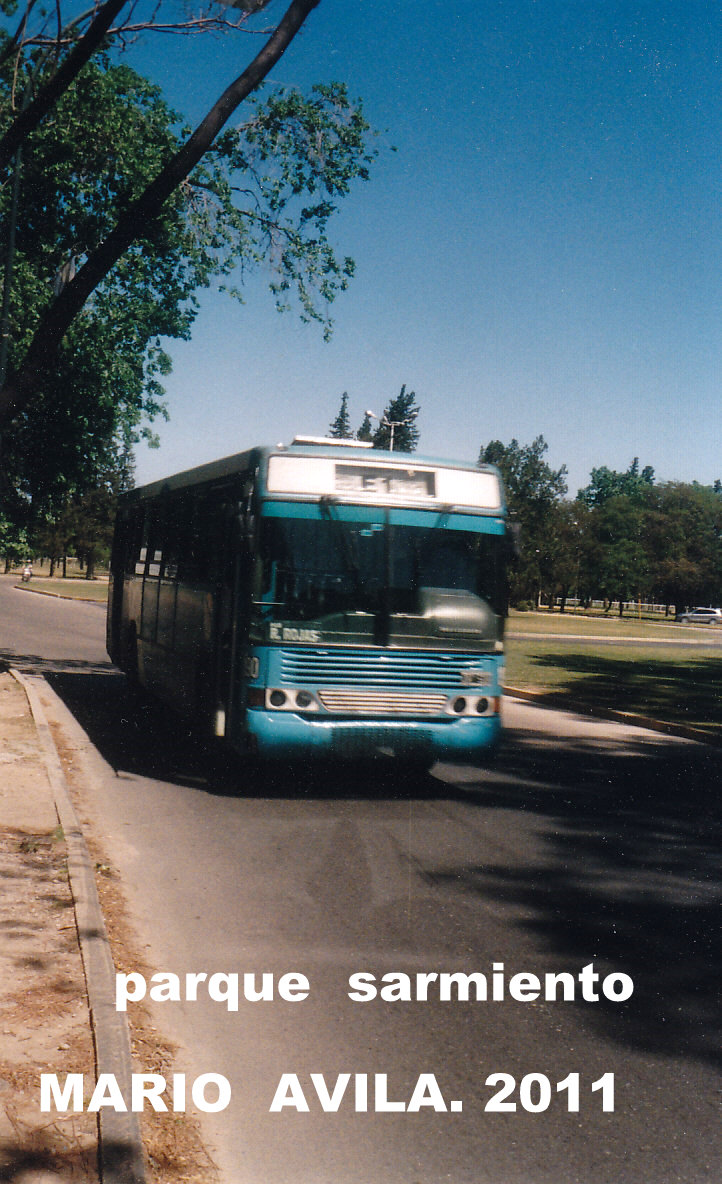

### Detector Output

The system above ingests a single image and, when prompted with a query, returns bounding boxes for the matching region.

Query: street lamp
[365,409,416,452]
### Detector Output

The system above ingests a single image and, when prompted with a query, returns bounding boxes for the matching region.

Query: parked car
[675,607,722,624]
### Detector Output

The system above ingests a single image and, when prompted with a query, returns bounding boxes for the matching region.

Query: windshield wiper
[319,496,368,599]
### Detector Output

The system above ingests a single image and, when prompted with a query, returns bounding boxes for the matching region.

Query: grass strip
[507,609,711,640]
[505,639,721,737]
[17,578,108,603]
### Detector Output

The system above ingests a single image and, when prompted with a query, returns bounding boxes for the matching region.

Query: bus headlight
[262,688,320,712]
[444,694,499,717]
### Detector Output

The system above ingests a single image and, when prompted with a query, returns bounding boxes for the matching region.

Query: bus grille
[330,725,433,757]
[318,690,448,715]
[279,648,488,690]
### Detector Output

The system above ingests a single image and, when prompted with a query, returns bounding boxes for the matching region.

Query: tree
[356,410,374,442]
[478,435,567,605]
[0,46,376,540]
[328,391,352,438]
[0,0,274,172]
[0,505,28,570]
[582,495,648,616]
[65,484,117,579]
[642,483,722,610]
[542,500,585,613]
[480,436,568,511]
[371,385,420,452]
[35,502,75,577]
[577,457,655,508]
[0,0,376,428]
[0,61,206,518]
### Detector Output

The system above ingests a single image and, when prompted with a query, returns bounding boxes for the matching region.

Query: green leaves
[328,391,352,438]
[1,56,377,530]
[196,82,376,335]
[478,436,569,605]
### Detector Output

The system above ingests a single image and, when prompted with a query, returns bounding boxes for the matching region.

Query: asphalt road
[1,577,719,1184]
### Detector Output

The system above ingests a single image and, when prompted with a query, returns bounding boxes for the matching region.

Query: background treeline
[480,437,722,615]
[328,392,722,615]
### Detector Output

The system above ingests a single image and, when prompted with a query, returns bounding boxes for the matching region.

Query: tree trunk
[49,556,55,577]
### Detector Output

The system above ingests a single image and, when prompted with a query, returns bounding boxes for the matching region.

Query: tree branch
[0,0,39,67]
[0,0,129,173]
[0,0,321,428]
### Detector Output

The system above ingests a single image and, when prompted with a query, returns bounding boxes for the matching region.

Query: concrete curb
[11,670,147,1184]
[505,685,719,746]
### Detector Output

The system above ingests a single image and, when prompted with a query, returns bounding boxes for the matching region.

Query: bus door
[207,490,250,739]
[211,487,256,741]
[108,508,130,663]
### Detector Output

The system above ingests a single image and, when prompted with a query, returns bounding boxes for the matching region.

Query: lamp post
[365,409,415,452]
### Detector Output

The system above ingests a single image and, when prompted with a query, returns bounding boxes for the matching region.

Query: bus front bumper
[243,709,501,761]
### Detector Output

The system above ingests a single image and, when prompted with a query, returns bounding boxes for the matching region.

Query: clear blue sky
[124,0,722,496]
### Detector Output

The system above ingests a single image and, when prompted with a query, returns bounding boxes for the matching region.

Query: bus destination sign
[334,464,435,499]
[265,454,502,510]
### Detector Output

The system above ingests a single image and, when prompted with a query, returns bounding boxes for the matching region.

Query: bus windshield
[255,515,505,646]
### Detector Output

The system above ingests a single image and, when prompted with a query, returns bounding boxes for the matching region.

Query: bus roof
[119,440,505,513]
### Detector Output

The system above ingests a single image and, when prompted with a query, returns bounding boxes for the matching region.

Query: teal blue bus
[107,437,509,764]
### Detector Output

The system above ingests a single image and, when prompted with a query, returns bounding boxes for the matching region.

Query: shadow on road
[430,727,721,1073]
[0,1144,97,1184]
[22,661,722,1074]
[0,647,114,677]
[45,666,447,801]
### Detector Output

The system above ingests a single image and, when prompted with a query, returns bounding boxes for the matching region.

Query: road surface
[1,577,719,1183]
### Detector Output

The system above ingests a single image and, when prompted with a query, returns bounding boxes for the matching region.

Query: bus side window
[126,508,147,576]
[187,492,213,583]
[184,487,226,585]
[161,494,188,582]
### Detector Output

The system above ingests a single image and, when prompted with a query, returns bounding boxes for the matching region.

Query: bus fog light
[269,689,287,708]
[452,697,467,714]
[475,697,489,714]
[295,691,314,709]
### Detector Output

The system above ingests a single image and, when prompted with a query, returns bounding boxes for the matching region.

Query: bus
[107,437,509,764]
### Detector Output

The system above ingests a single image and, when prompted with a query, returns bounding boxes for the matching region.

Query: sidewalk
[0,668,150,1184]
[0,667,217,1184]
[0,669,99,1183]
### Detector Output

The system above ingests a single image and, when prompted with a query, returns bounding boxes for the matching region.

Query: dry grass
[54,730,220,1184]
[0,827,98,1183]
